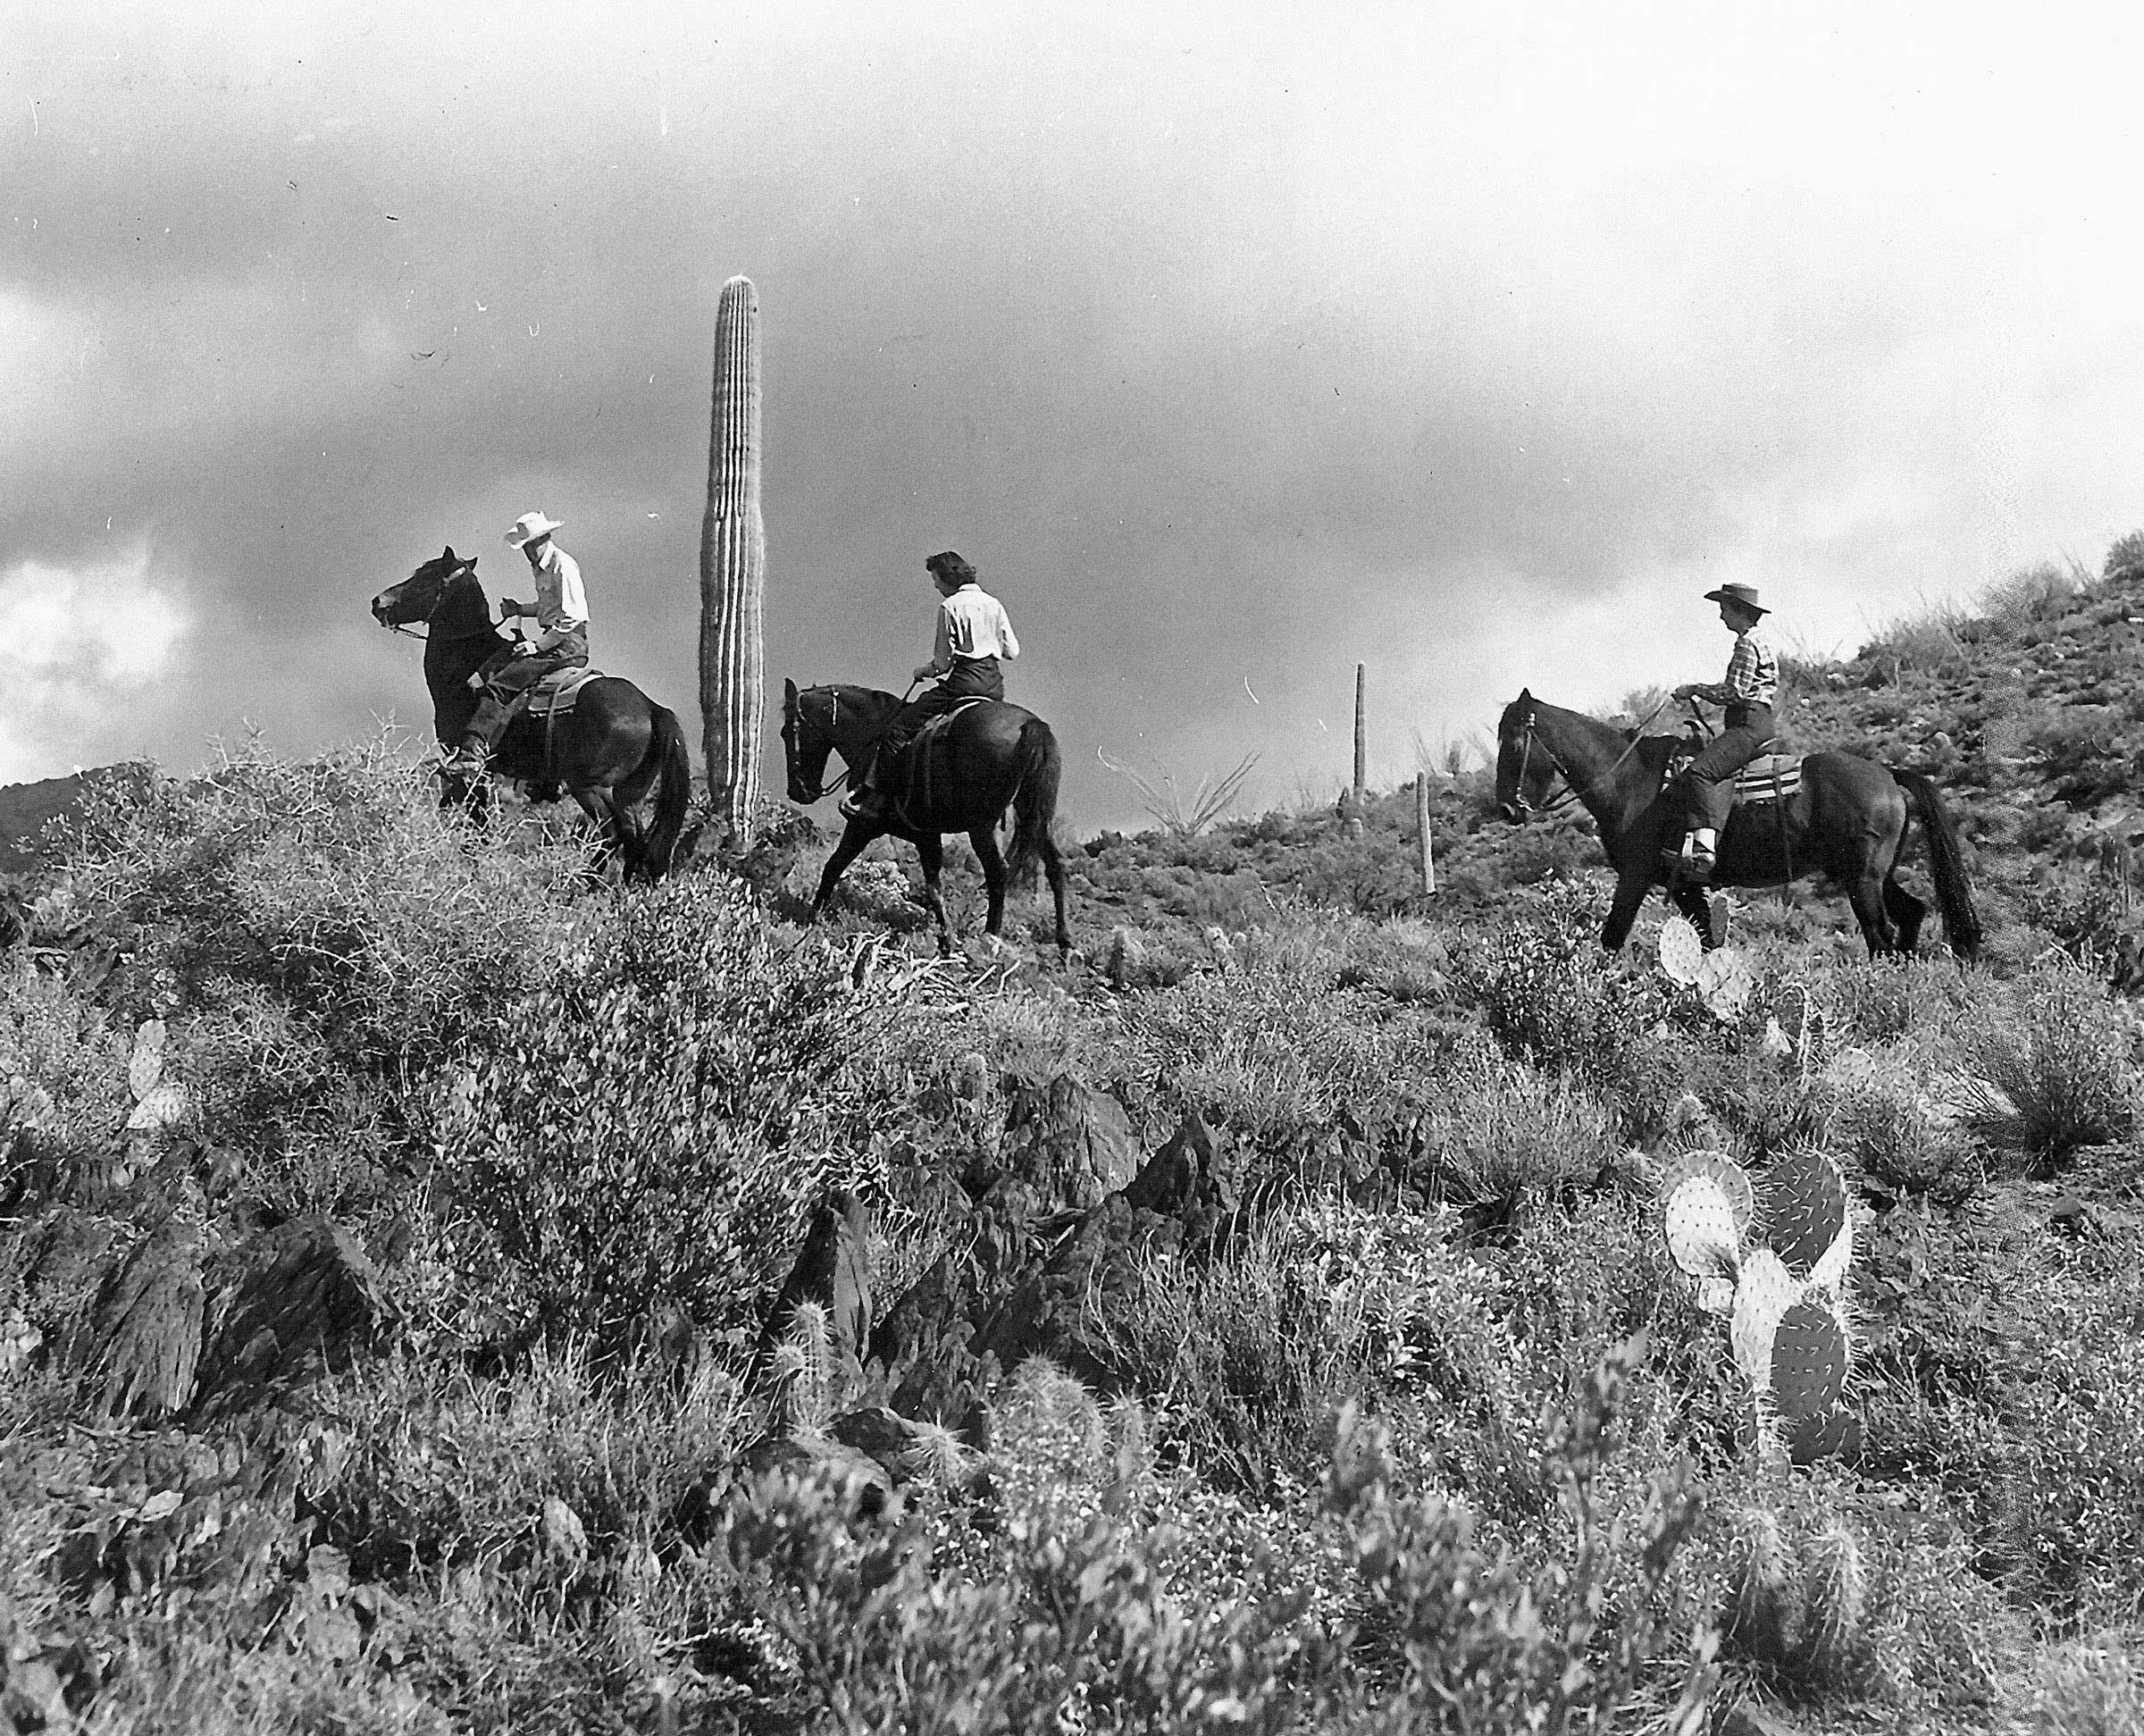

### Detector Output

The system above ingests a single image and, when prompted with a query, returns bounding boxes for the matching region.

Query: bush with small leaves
[1954,964,2139,1176]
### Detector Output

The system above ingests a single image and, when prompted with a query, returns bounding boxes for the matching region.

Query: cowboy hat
[506,510,564,549]
[1703,582,1769,615]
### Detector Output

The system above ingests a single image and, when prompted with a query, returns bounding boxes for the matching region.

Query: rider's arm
[917,602,955,679]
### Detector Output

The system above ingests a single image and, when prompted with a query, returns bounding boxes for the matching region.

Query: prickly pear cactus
[1770,1295,1850,1422]
[1696,947,1754,1020]
[1762,1147,1850,1279]
[1785,1404,1865,1467]
[1660,1147,1754,1233]
[1664,1176,1741,1283]
[1730,1248,1801,1391]
[1659,913,1704,986]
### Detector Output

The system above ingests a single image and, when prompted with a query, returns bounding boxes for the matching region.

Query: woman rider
[840,550,1019,826]
[1667,582,1779,883]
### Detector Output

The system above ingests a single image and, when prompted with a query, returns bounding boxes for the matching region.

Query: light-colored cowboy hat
[1703,581,1769,616]
[505,510,564,549]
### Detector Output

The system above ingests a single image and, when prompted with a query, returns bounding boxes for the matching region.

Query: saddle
[523,666,605,717]
[1662,742,1803,808]
[883,697,992,821]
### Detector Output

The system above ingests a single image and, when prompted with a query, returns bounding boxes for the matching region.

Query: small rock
[540,1496,588,1565]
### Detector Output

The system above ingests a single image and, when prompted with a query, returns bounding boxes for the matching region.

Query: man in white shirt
[841,551,1019,824]
[440,510,592,779]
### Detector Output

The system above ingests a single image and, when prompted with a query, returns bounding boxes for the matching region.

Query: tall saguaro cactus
[699,275,766,845]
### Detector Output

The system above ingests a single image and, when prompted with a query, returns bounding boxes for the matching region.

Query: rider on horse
[440,511,590,780]
[840,550,1020,827]
[1667,581,1779,883]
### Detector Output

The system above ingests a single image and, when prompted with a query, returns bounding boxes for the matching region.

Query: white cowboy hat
[505,510,564,549]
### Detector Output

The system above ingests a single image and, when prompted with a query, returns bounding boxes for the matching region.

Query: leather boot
[840,757,892,825]
[441,693,512,779]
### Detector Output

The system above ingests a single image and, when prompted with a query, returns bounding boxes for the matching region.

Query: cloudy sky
[6,2,2143,832]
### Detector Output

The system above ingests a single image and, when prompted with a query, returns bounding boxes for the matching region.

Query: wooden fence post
[1348,662,1366,838]
[1416,771,1435,896]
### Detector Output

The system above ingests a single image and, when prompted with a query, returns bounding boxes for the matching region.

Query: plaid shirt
[1718,626,1778,708]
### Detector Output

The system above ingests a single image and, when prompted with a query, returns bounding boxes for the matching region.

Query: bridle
[1505,693,1672,820]
[788,689,855,803]
[1506,710,1585,819]
[381,561,482,643]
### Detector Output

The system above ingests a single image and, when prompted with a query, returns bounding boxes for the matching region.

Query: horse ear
[1518,686,1532,700]
[441,545,456,560]
[784,677,798,702]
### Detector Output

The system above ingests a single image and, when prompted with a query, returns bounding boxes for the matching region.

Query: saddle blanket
[1730,752,1802,803]
[523,667,604,717]
[1662,749,1802,805]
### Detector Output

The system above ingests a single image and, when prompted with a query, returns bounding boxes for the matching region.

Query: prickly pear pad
[1786,1404,1864,1467]
[1770,1296,1850,1421]
[1659,913,1704,986]
[1665,1176,1741,1279]
[1761,1148,1847,1277]
[1660,1147,1755,1233]
[1731,1249,1802,1390]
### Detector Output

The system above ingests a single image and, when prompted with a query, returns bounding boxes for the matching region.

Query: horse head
[1494,689,1558,821]
[781,679,836,803]
[372,546,481,633]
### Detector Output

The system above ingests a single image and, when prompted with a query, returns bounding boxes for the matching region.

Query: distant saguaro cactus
[700,274,766,845]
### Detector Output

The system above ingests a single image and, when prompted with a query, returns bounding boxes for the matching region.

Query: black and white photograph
[4,4,2142,1732]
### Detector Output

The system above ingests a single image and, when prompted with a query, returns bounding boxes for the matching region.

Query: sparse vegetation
[6,535,2144,1730]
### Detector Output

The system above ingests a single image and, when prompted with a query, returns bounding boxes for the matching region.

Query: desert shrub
[2103,529,2144,579]
[1824,956,1975,1046]
[1114,952,1456,1185]
[1411,1061,1620,1204]
[2022,1635,2144,1735]
[1981,558,2089,628]
[1814,1045,1984,1204]
[1952,965,2139,1175]
[0,971,132,1158]
[716,1339,1706,1733]
[308,1343,744,1584]
[57,738,583,1146]
[1444,885,1677,1088]
[434,875,928,1360]
[1081,1217,1395,1494]
[1856,598,1972,674]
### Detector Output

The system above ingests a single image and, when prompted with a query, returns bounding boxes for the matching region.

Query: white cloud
[0,545,191,783]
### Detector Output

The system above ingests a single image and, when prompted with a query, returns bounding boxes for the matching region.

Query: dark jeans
[1676,701,1774,830]
[878,658,1002,755]
[477,631,590,703]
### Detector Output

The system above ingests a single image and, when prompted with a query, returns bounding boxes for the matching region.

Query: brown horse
[1495,690,1981,959]
[372,548,691,883]
[781,679,1071,959]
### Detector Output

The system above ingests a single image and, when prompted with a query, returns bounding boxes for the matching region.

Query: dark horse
[780,679,1071,959]
[1495,691,1981,959]
[371,547,691,883]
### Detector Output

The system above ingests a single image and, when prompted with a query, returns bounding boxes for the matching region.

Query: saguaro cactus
[700,274,766,845]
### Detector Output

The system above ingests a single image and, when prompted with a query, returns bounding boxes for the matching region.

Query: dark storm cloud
[6,4,2143,820]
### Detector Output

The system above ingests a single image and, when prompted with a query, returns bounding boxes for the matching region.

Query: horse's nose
[369,593,391,623]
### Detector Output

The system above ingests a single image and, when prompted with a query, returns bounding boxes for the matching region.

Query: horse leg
[571,788,625,882]
[809,823,876,923]
[971,826,1008,937]
[1883,876,1928,953]
[1600,873,1652,952]
[1039,831,1071,961]
[916,833,955,956]
[1847,870,1899,957]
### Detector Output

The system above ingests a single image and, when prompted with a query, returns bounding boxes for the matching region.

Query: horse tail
[1005,717,1062,891]
[1892,768,1981,960]
[629,704,692,883]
